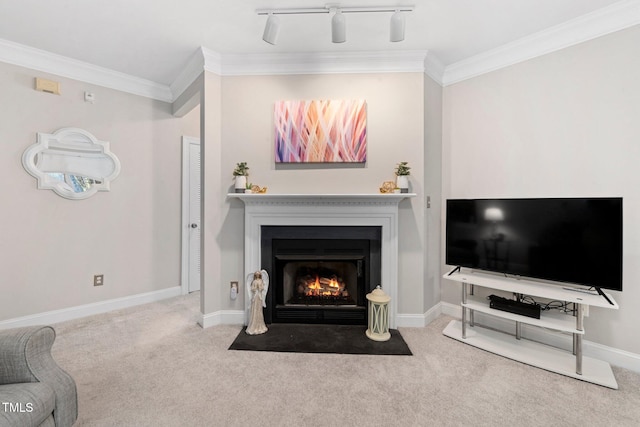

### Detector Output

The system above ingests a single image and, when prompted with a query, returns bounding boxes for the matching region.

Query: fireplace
[224,193,411,331]
[261,226,381,325]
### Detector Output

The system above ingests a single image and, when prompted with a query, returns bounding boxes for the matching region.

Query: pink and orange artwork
[274,99,367,163]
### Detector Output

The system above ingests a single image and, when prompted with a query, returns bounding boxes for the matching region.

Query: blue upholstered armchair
[0,326,77,427]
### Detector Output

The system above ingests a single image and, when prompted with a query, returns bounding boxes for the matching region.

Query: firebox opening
[282,260,360,306]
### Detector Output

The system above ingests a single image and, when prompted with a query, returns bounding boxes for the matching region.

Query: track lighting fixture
[390,10,405,42]
[257,4,414,45]
[331,9,346,43]
[262,13,281,45]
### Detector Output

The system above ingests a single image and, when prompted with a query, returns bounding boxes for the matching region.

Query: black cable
[487,294,574,314]
[519,295,571,312]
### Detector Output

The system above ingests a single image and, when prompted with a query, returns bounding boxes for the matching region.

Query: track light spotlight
[262,13,281,45]
[331,10,346,43]
[390,10,405,42]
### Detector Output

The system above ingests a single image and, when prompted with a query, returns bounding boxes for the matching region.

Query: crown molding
[169,47,220,102]
[442,0,640,86]
[424,53,445,85]
[0,38,173,102]
[218,50,428,76]
[169,48,427,101]
[170,47,207,100]
[202,47,223,75]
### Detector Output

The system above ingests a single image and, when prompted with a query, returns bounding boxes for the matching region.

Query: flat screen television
[446,198,623,292]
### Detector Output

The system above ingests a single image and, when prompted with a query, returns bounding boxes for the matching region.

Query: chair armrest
[0,326,78,427]
[1,326,53,385]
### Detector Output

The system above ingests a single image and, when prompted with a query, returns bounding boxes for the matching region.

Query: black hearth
[261,226,382,325]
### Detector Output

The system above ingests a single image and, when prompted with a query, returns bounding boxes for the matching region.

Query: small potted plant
[233,162,249,193]
[394,161,410,193]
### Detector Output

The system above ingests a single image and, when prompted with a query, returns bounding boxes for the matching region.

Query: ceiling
[0,0,630,87]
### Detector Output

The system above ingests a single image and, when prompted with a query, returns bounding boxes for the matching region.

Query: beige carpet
[51,292,640,426]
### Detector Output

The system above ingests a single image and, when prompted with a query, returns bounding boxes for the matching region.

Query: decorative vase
[235,176,247,193]
[396,175,409,193]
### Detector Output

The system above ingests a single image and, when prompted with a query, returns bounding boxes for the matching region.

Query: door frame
[181,136,200,295]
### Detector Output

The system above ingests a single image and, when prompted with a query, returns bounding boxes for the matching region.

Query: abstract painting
[274,99,367,163]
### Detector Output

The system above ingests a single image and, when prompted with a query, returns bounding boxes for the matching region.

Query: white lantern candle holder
[366,285,391,341]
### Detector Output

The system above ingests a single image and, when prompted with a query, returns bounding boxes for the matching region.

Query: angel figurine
[245,270,269,335]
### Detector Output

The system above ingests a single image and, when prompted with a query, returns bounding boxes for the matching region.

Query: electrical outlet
[94,274,104,286]
[230,281,238,300]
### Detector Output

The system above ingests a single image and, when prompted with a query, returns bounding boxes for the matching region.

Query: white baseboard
[397,304,443,328]
[424,303,443,325]
[0,286,182,330]
[441,301,462,318]
[199,310,245,328]
[438,301,640,374]
[201,311,440,329]
[203,310,439,329]
[396,313,427,328]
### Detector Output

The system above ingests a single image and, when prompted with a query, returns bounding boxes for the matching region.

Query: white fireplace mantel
[228,193,416,328]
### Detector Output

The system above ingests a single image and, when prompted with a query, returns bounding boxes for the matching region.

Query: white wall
[0,61,199,321]
[201,71,223,317]
[213,73,426,317]
[442,26,640,353]
[424,74,443,314]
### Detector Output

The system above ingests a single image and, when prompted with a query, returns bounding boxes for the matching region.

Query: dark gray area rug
[229,323,412,355]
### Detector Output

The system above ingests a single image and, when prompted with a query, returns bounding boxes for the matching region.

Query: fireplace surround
[229,193,415,328]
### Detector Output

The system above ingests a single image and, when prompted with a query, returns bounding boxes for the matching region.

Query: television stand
[443,269,619,389]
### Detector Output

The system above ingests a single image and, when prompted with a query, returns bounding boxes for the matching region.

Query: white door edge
[181,136,200,295]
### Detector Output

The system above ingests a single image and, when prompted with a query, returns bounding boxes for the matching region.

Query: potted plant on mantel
[233,162,249,193]
[395,161,410,193]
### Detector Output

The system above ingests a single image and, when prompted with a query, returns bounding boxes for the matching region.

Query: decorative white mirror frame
[22,127,121,200]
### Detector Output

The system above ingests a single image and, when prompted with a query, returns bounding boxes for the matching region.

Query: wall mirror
[22,127,121,200]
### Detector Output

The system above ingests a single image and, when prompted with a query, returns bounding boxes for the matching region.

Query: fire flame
[305,276,341,296]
